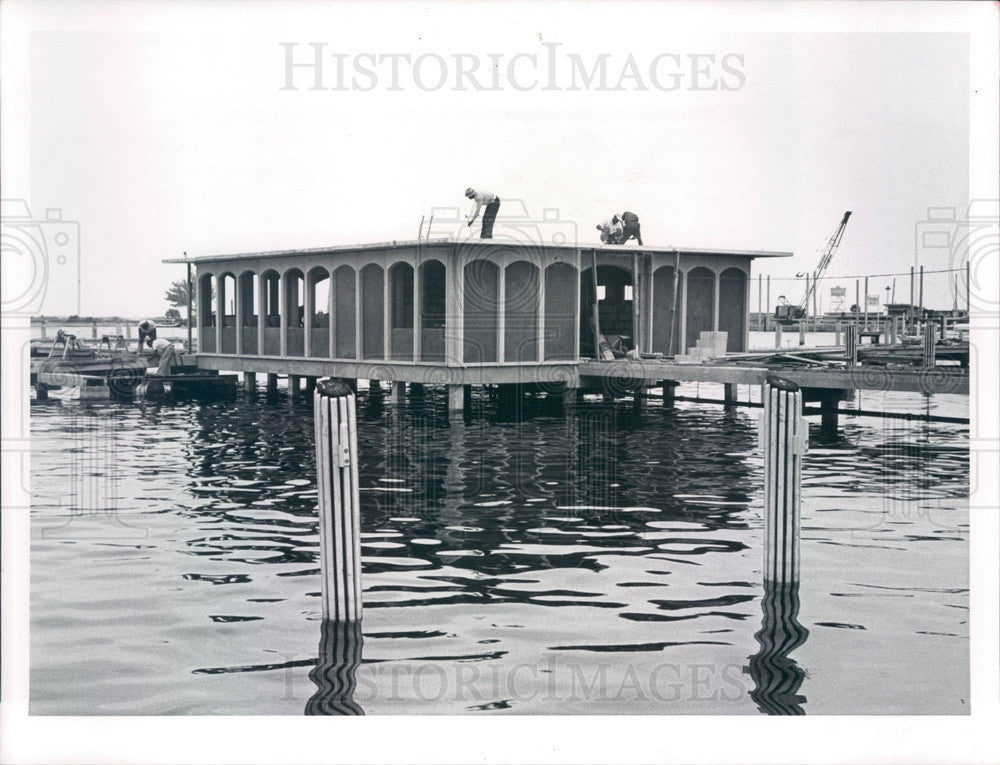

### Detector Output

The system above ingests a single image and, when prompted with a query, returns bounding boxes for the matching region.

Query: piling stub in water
[759,375,808,586]
[923,323,937,368]
[314,378,363,622]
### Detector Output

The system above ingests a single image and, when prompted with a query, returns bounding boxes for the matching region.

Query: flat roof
[164,237,792,264]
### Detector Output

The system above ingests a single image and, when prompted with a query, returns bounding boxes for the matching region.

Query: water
[28,380,968,715]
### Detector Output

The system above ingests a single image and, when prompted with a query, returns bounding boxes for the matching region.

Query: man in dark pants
[465,187,500,239]
[620,211,643,245]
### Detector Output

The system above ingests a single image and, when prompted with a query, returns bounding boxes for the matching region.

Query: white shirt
[467,190,498,222]
[152,337,173,352]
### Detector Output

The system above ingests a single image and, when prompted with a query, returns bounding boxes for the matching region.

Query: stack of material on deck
[674,331,729,363]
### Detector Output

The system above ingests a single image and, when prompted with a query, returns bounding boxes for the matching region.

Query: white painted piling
[798,322,805,346]
[760,376,808,586]
[844,324,858,366]
[314,378,363,622]
[774,323,782,348]
[834,322,841,347]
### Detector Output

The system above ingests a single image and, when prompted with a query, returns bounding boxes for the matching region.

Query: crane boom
[797,211,852,311]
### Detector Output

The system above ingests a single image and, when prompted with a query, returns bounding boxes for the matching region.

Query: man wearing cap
[620,211,643,245]
[465,187,500,239]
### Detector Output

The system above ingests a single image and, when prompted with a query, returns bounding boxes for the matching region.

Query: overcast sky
[2,2,983,316]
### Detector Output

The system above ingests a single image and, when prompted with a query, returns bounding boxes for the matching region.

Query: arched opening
[361,264,384,359]
[238,271,258,354]
[464,259,499,363]
[651,265,680,356]
[544,262,577,360]
[284,268,305,356]
[261,270,281,355]
[719,267,747,352]
[219,272,237,353]
[579,265,632,358]
[685,267,716,351]
[388,261,414,360]
[198,273,216,353]
[308,267,330,358]
[333,265,357,358]
[419,259,446,361]
[505,261,539,361]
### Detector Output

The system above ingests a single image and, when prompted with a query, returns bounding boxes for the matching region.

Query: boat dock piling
[314,378,363,623]
[761,376,807,587]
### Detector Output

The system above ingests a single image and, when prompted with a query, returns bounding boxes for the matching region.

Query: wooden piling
[844,324,858,366]
[313,378,363,623]
[289,375,301,398]
[243,372,256,391]
[760,376,808,586]
[774,323,782,349]
[798,322,805,346]
[266,373,278,394]
[661,380,679,409]
[923,323,936,368]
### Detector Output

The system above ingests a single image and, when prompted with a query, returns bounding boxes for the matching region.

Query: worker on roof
[137,319,157,349]
[619,211,643,245]
[465,187,500,239]
[596,216,624,245]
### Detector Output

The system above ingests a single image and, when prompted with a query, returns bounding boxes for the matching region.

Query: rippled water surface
[30,384,968,714]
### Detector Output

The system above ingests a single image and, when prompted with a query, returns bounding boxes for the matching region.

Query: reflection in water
[28,387,969,714]
[305,620,365,715]
[747,582,809,715]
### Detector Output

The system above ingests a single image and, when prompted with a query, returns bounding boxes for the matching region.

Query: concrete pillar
[798,322,806,346]
[368,380,382,398]
[723,383,736,410]
[661,380,678,409]
[266,373,278,393]
[289,375,301,397]
[313,379,362,623]
[447,384,465,413]
[463,384,472,411]
[774,323,782,349]
[243,372,257,391]
[632,386,646,413]
[390,381,406,402]
[760,376,808,586]
[819,393,839,441]
[305,376,317,394]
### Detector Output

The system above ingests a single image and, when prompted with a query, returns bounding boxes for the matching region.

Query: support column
[305,376,317,394]
[819,393,839,441]
[368,380,382,399]
[723,383,736,410]
[390,381,406,402]
[258,274,267,357]
[760,376,808,586]
[279,273,288,357]
[798,322,806,346]
[834,322,842,347]
[661,380,678,410]
[216,276,225,355]
[632,386,646,413]
[774,323,782,349]
[463,384,472,411]
[266,373,278,393]
[447,384,465,413]
[289,375,301,398]
[313,379,362,623]
[243,372,257,391]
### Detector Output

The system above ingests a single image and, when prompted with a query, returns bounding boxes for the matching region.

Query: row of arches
[196,259,747,360]
[197,259,579,363]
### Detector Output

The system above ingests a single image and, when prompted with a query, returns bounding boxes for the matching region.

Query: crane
[776,210,852,323]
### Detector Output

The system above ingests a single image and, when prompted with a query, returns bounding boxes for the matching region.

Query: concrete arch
[360,263,385,360]
[719,267,748,352]
[505,260,539,362]
[544,262,577,360]
[333,264,357,359]
[685,266,716,351]
[419,259,447,361]
[464,259,499,363]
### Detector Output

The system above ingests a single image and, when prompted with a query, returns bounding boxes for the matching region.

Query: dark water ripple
[30,385,968,714]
